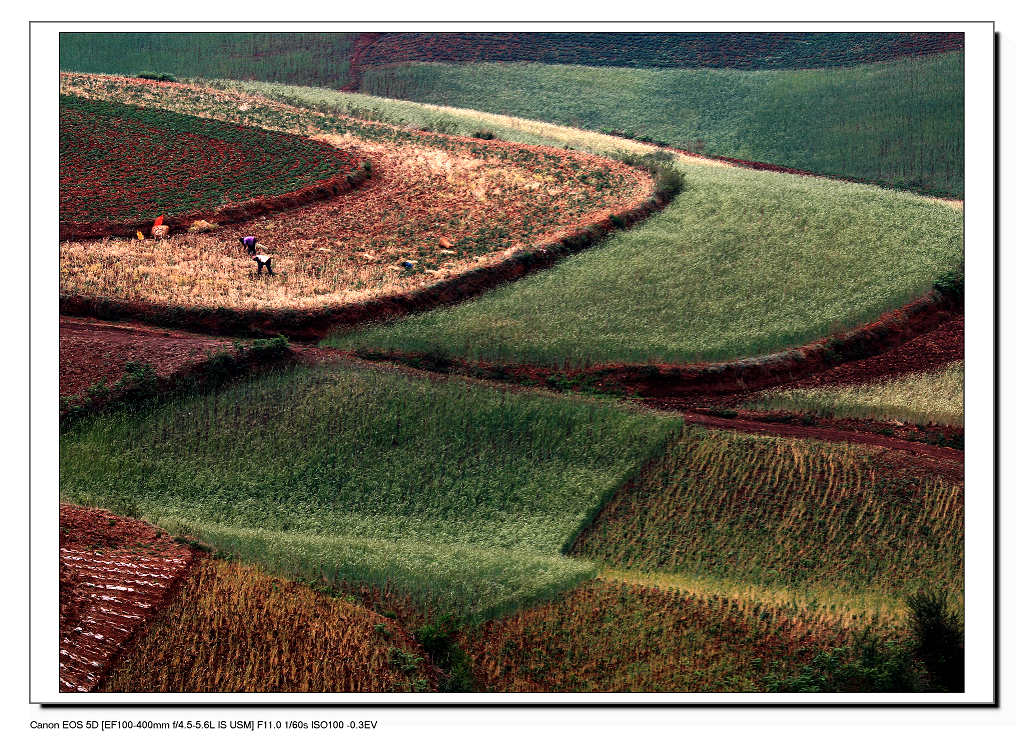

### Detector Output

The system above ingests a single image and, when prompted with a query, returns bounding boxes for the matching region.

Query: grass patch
[360,53,964,196]
[60,361,682,623]
[745,361,964,427]
[326,159,962,368]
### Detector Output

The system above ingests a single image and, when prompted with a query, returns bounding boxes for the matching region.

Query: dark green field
[59,32,356,88]
[327,158,962,369]
[59,361,681,622]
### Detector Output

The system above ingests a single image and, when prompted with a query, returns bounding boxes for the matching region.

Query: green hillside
[59,32,356,89]
[361,53,964,196]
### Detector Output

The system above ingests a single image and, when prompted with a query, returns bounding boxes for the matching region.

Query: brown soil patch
[60,316,239,399]
[59,504,194,693]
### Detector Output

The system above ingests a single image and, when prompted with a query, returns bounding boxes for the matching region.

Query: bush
[472,129,495,140]
[415,619,475,693]
[907,589,965,692]
[610,149,685,197]
[933,263,965,304]
[764,631,921,693]
[136,71,177,82]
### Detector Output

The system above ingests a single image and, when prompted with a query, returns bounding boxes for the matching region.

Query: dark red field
[60,95,366,240]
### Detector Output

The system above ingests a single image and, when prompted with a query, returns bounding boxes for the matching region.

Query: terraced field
[60,74,649,316]
[328,156,961,367]
[60,95,364,239]
[100,556,435,693]
[59,361,682,623]
[56,38,966,696]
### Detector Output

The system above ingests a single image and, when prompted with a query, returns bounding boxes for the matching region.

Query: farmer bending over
[239,236,274,276]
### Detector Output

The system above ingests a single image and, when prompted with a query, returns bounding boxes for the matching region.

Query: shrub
[609,149,685,197]
[764,631,921,693]
[135,71,177,82]
[933,263,965,304]
[907,589,965,692]
[415,619,475,692]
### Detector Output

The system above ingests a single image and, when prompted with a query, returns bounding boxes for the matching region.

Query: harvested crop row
[100,555,434,693]
[459,577,857,693]
[59,504,195,693]
[59,73,650,314]
[60,95,363,237]
[571,429,964,607]
[745,360,964,427]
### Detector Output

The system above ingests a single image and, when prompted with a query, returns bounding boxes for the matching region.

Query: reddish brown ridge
[60,188,673,340]
[60,163,372,242]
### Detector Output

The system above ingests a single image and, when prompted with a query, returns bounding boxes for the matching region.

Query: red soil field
[60,73,653,320]
[60,96,365,241]
[59,316,238,400]
[59,504,195,693]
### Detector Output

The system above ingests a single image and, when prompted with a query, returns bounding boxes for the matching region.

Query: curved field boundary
[679,412,963,483]
[351,288,962,399]
[60,182,674,340]
[60,320,294,427]
[61,161,372,242]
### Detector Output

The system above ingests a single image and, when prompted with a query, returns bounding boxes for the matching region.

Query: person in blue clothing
[239,235,274,276]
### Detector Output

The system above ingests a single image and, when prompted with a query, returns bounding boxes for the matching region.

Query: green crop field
[326,158,962,368]
[56,38,968,695]
[59,361,682,623]
[59,32,357,89]
[361,53,964,196]
[746,361,964,426]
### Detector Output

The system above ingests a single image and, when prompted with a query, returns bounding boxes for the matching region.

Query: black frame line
[32,20,999,708]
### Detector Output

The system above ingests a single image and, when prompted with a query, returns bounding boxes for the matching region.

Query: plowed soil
[59,504,195,692]
[60,316,238,399]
